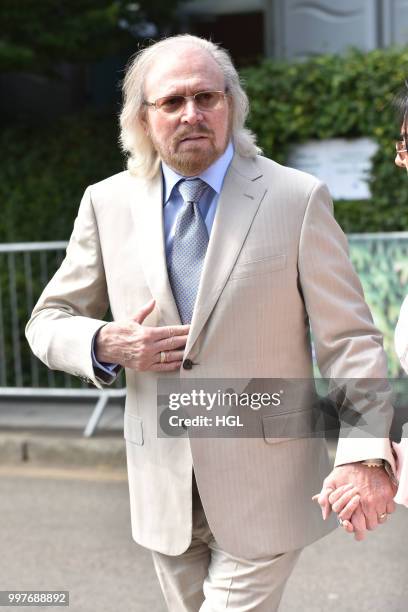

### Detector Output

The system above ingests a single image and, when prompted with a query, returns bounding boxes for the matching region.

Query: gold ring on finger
[378,512,387,520]
[160,351,166,364]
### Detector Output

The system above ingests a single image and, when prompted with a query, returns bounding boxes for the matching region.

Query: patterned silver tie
[167,178,209,324]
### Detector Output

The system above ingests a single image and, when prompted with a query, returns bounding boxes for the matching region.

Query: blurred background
[1,0,408,392]
[1,3,408,612]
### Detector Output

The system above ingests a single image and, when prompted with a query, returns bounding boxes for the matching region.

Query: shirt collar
[161,141,234,204]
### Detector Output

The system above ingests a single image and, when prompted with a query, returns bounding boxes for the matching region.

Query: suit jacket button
[183,359,193,370]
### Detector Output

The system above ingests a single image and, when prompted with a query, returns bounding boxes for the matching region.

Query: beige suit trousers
[152,477,302,612]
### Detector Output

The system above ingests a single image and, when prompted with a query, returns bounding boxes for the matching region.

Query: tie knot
[178,178,208,204]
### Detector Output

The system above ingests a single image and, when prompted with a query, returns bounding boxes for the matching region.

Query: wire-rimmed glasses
[396,137,408,174]
[143,90,228,115]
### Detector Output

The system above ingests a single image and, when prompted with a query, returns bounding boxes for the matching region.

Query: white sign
[286,138,378,200]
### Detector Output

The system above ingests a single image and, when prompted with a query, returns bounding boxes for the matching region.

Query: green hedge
[0,112,125,386]
[2,47,408,386]
[0,112,124,243]
[2,47,408,242]
[242,47,408,232]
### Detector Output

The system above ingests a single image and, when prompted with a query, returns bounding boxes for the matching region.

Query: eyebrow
[153,82,222,96]
[158,89,216,97]
[159,92,186,98]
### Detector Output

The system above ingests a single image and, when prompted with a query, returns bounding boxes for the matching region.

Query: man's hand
[95,299,190,372]
[315,463,397,541]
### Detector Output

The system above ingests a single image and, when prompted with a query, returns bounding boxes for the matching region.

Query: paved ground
[0,399,126,469]
[0,399,407,611]
[0,464,407,612]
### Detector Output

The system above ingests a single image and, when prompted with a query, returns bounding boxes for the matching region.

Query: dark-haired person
[26,35,397,610]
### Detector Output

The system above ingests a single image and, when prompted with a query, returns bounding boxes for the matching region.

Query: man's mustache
[174,126,213,144]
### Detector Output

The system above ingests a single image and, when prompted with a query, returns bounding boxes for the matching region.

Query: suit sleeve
[297,180,396,472]
[395,295,408,374]
[25,186,118,389]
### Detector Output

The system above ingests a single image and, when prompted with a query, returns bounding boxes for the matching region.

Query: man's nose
[180,99,203,124]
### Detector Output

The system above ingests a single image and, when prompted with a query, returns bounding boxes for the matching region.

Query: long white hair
[119,34,261,178]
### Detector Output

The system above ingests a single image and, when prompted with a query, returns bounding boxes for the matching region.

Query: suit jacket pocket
[229,253,287,281]
[124,413,144,446]
[262,409,314,445]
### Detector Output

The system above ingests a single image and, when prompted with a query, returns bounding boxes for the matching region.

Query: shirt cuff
[91,327,121,385]
[334,436,397,477]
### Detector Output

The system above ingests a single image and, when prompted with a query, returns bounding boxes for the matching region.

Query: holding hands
[314,462,397,541]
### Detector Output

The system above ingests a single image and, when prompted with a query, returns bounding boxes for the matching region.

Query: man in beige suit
[26,35,397,611]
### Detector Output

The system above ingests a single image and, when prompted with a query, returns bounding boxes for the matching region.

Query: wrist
[360,458,397,486]
[94,323,112,362]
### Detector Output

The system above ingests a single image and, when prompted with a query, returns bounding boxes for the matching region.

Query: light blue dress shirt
[162,140,234,254]
[92,141,234,381]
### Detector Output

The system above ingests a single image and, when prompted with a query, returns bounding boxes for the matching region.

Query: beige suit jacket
[26,153,395,557]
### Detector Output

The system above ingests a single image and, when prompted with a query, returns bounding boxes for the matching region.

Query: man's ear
[139,109,149,135]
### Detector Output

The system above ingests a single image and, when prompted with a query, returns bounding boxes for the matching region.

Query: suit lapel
[129,155,267,343]
[185,154,267,356]
[130,172,181,324]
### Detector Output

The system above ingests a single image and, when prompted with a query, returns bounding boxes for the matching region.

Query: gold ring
[378,512,387,520]
[160,351,166,363]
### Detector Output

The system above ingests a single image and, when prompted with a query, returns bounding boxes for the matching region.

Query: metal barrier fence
[0,241,125,437]
[1,234,408,434]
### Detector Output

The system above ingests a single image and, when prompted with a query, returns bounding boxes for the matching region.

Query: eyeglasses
[143,90,227,115]
[396,139,408,161]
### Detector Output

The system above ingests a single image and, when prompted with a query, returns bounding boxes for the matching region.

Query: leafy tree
[0,0,186,73]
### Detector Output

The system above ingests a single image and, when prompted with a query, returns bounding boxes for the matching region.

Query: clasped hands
[314,462,397,541]
[95,299,189,371]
